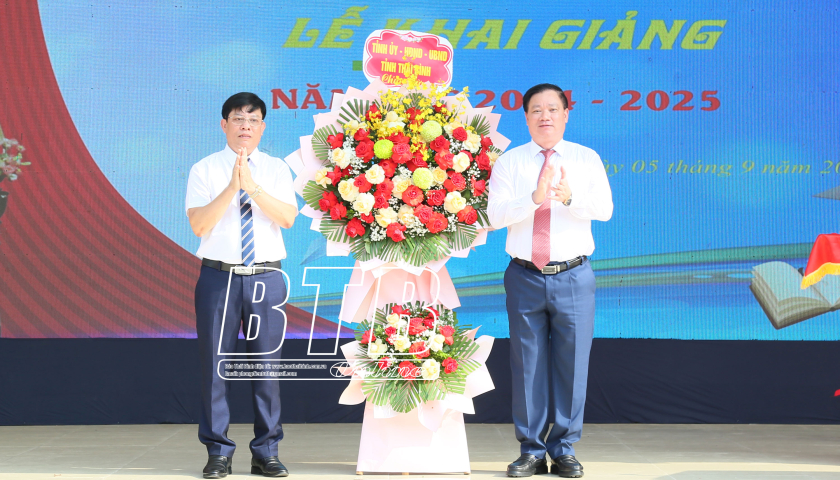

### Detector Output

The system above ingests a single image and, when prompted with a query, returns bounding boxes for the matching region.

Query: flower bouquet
[299,75,504,266]
[352,301,481,413]
[0,129,30,220]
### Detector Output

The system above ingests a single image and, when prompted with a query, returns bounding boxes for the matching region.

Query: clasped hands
[228,147,258,195]
[532,164,571,205]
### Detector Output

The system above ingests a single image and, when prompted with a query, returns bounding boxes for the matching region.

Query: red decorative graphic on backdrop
[0,2,349,339]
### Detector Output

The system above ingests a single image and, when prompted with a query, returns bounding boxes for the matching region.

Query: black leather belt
[514,256,586,275]
[201,258,282,276]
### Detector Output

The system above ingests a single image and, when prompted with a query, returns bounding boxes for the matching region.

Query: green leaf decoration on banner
[302,181,326,211]
[312,124,340,163]
[338,98,371,125]
[319,219,351,244]
[468,114,491,137]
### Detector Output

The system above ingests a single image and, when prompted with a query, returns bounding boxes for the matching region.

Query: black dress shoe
[203,455,232,479]
[550,455,584,478]
[507,453,548,477]
[251,456,289,477]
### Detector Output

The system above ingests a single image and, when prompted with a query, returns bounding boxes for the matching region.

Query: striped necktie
[531,149,555,270]
[239,159,255,266]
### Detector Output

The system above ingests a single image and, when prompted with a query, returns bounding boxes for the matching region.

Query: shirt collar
[528,139,565,160]
[223,144,261,166]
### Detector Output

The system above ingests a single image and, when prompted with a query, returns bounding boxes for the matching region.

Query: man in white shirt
[186,92,298,479]
[488,84,613,478]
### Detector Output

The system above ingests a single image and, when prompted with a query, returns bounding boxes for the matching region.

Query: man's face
[524,90,569,148]
[221,107,265,154]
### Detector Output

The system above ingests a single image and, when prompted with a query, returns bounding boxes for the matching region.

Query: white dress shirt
[185,145,298,264]
[488,139,613,262]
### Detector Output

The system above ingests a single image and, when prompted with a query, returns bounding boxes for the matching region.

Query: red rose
[442,357,458,374]
[425,307,439,319]
[378,159,396,177]
[448,171,466,191]
[345,217,366,237]
[377,178,394,195]
[423,318,435,329]
[409,341,430,359]
[387,132,410,144]
[377,357,392,370]
[386,222,407,242]
[398,361,419,379]
[439,325,455,337]
[391,143,411,164]
[407,153,428,172]
[354,175,372,193]
[480,135,493,149]
[325,166,344,186]
[392,305,406,315]
[452,127,468,142]
[413,204,433,223]
[430,135,450,153]
[402,185,424,207]
[329,203,347,220]
[426,189,446,206]
[360,329,376,345]
[476,152,491,171]
[366,103,380,121]
[425,212,449,234]
[456,206,478,225]
[435,152,454,170]
[472,179,486,197]
[360,212,374,223]
[433,103,445,113]
[318,191,338,212]
[327,133,344,149]
[408,318,426,336]
[355,140,374,161]
[354,128,369,142]
[406,107,423,123]
[384,326,397,337]
[373,192,389,209]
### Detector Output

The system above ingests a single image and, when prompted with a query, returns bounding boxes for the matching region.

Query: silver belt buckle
[541,265,559,275]
[232,265,255,276]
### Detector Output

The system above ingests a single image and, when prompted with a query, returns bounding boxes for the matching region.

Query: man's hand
[548,166,571,204]
[237,147,257,194]
[228,148,242,193]
[531,164,556,204]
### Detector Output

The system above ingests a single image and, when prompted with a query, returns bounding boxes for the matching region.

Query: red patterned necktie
[531,149,555,269]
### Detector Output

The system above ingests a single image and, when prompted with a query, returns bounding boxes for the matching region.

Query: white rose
[397,204,416,225]
[488,150,500,167]
[332,148,350,169]
[365,164,385,184]
[353,192,375,215]
[367,339,388,359]
[337,179,359,202]
[385,111,405,129]
[315,167,331,187]
[452,152,471,173]
[344,120,362,135]
[391,174,411,198]
[386,313,401,326]
[429,334,446,352]
[431,167,448,185]
[421,359,440,380]
[375,207,399,227]
[463,132,482,153]
[444,191,467,214]
[393,335,411,352]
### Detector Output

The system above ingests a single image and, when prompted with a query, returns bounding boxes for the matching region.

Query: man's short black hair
[222,92,267,120]
[522,84,567,112]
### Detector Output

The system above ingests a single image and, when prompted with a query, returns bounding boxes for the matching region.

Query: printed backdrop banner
[0,1,837,340]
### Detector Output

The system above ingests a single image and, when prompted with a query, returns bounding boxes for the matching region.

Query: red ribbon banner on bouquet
[801,233,840,289]
[362,29,454,87]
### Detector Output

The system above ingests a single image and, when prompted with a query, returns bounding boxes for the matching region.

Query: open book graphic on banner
[750,261,840,329]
